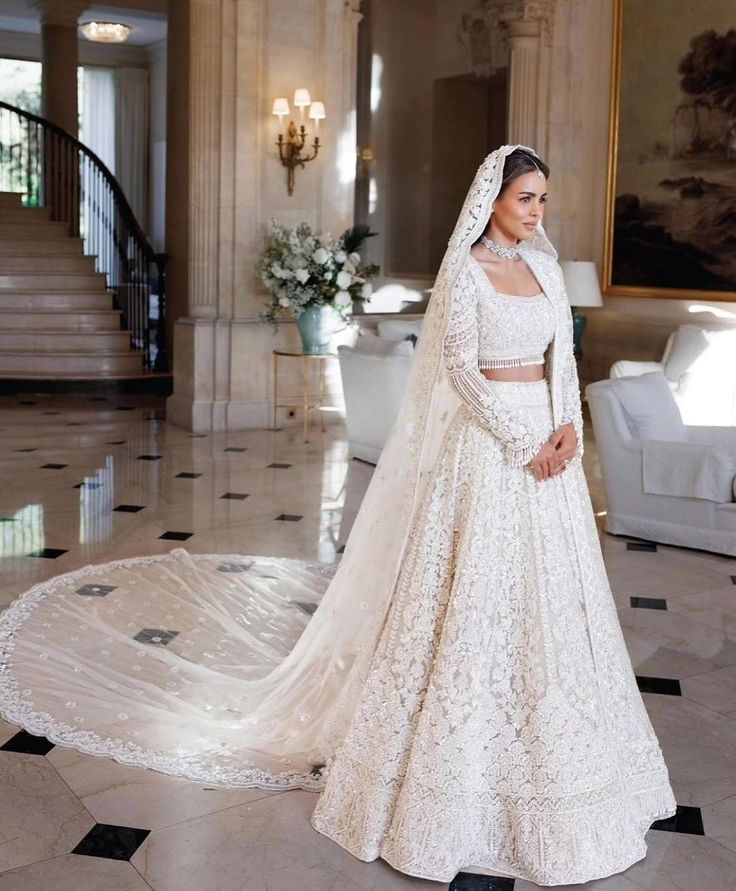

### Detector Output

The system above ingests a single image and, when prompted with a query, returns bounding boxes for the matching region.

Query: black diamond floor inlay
[28,548,68,559]
[14,448,36,452]
[1,730,55,756]
[74,482,103,490]
[176,472,202,479]
[636,675,682,696]
[159,531,193,541]
[217,562,254,573]
[651,804,704,835]
[40,463,67,470]
[450,874,515,890]
[133,628,179,646]
[137,454,162,461]
[72,823,150,861]
[17,400,37,405]
[113,504,145,513]
[630,596,667,610]
[291,600,318,615]
[626,540,658,552]
[76,584,117,597]
[268,462,292,468]
[221,492,249,500]
[275,513,302,522]
[731,575,736,585]
[107,441,127,445]
[115,406,136,412]
[223,446,247,453]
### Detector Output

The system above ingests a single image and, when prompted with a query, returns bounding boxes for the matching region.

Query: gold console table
[271,349,339,441]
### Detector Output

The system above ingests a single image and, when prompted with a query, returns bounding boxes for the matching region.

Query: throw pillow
[613,370,688,442]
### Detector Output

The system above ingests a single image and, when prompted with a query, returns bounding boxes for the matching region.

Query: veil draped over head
[0,145,560,790]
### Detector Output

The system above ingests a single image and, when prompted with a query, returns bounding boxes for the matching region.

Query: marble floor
[0,395,735,890]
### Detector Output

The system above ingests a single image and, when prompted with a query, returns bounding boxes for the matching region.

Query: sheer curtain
[80,67,115,172]
[115,67,150,230]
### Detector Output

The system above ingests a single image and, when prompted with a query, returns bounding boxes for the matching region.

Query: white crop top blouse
[469,256,556,369]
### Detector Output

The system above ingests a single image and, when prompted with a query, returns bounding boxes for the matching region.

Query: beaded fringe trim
[479,356,545,370]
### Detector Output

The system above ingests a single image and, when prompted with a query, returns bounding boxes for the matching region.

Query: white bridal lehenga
[0,146,676,886]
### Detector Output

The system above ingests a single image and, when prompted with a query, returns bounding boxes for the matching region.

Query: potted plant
[257,220,380,354]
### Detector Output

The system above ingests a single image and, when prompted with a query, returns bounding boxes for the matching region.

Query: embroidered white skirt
[311,377,677,885]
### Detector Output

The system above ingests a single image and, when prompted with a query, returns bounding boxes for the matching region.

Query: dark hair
[498,148,550,197]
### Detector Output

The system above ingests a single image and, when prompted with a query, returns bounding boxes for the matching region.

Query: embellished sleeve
[442,263,549,466]
[557,273,585,461]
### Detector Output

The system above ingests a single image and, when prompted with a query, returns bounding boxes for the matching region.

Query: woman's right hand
[527,441,565,482]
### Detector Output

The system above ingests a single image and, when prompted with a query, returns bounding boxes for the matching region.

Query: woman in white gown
[0,145,676,885]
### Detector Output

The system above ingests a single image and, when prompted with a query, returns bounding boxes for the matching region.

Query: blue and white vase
[295,304,341,355]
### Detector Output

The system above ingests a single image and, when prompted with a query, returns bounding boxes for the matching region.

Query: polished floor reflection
[0,395,735,890]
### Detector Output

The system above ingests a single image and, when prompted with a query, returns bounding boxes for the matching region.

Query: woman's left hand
[546,422,577,475]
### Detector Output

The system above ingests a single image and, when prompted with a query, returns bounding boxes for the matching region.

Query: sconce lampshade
[559,261,603,308]
[272,97,290,116]
[293,88,311,107]
[308,101,326,120]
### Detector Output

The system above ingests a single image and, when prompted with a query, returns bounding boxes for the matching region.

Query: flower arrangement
[256,220,380,328]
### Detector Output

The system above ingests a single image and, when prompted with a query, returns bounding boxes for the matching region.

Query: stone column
[500,0,556,154]
[167,0,363,433]
[36,0,89,136]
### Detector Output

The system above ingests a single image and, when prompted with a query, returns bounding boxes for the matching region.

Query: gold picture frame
[603,0,736,301]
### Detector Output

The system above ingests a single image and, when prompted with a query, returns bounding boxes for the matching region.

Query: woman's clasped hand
[528,421,577,481]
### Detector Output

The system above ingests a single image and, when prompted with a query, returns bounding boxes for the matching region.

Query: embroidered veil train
[0,145,677,884]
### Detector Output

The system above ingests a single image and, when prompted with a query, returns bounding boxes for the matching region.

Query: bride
[0,144,676,885]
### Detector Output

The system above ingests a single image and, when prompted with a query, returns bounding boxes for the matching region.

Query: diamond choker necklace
[480,235,519,260]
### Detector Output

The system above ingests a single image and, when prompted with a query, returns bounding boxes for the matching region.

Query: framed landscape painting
[604,0,736,300]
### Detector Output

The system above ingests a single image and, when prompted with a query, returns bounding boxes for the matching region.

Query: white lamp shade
[293,88,311,107]
[272,97,290,116]
[308,101,326,120]
[559,261,603,308]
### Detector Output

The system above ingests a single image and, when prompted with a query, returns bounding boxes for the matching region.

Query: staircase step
[0,291,113,310]
[0,221,70,239]
[0,350,144,376]
[0,255,96,273]
[0,309,121,330]
[0,207,52,223]
[0,329,132,351]
[0,239,83,256]
[0,272,107,290]
[0,193,23,208]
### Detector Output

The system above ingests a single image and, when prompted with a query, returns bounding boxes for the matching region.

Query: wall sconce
[272,89,326,196]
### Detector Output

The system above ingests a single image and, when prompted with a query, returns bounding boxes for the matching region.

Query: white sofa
[609,323,736,425]
[586,372,736,557]
[337,318,423,464]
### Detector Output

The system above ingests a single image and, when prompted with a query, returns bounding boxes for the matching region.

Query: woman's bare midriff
[481,363,545,382]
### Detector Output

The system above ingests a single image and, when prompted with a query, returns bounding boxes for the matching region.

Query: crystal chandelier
[80,21,131,44]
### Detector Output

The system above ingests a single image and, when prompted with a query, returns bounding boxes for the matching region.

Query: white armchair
[585,372,736,557]
[609,323,736,425]
[337,319,423,464]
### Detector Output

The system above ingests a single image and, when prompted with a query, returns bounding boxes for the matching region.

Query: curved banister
[0,100,168,373]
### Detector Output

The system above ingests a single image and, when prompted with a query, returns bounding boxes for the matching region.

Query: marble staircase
[0,192,143,379]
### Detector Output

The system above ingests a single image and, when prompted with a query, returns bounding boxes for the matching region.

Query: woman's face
[490,170,548,243]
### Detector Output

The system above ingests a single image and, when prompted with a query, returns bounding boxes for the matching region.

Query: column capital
[498,0,556,45]
[34,0,90,28]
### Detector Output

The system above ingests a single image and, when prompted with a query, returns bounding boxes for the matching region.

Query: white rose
[349,251,361,264]
[335,250,347,263]
[313,248,329,264]
[361,282,373,299]
[323,272,332,280]
[334,290,352,308]
[278,296,290,307]
[343,260,356,275]
[294,268,310,284]
[336,270,352,289]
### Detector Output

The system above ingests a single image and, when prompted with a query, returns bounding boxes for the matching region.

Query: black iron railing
[0,101,168,373]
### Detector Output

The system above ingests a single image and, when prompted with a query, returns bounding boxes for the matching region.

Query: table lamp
[559,261,603,356]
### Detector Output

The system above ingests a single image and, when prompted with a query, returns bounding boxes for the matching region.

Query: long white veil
[0,145,559,790]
